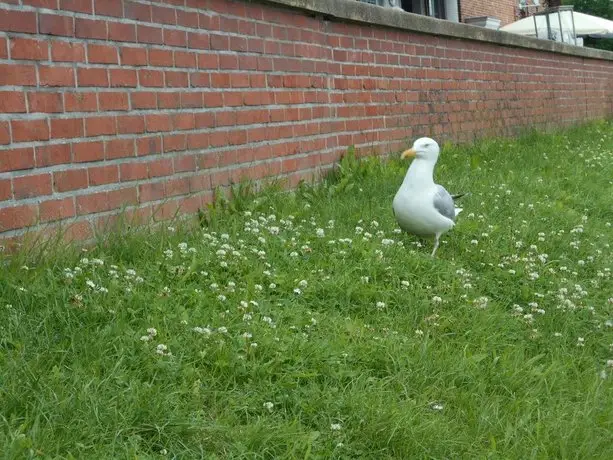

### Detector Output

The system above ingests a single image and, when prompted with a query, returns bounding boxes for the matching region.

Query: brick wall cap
[264,0,613,61]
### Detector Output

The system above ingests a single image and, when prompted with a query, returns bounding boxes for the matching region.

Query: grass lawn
[1,120,612,459]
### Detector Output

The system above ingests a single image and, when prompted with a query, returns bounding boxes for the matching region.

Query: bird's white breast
[393,186,455,237]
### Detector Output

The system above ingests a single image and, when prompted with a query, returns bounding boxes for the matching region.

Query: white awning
[500,11,613,38]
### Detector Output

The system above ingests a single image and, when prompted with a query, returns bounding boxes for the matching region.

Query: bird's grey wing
[433,185,456,221]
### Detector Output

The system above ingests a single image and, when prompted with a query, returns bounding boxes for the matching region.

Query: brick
[75,18,107,39]
[157,92,180,109]
[105,138,135,159]
[148,48,173,67]
[51,41,86,62]
[0,92,27,113]
[120,162,148,181]
[131,92,157,109]
[39,197,75,223]
[164,29,187,47]
[0,9,37,34]
[39,66,75,87]
[10,38,49,61]
[0,64,37,86]
[13,173,52,199]
[65,92,98,112]
[136,136,162,156]
[88,44,118,64]
[151,5,176,25]
[12,119,50,142]
[117,115,145,134]
[174,51,197,68]
[125,1,152,22]
[139,182,165,202]
[163,134,186,152]
[181,92,203,108]
[50,118,83,139]
[95,1,123,17]
[137,25,163,45]
[190,72,210,88]
[204,92,224,107]
[177,9,199,29]
[165,177,190,197]
[54,169,88,192]
[187,132,209,148]
[0,179,11,202]
[28,92,63,113]
[40,14,74,37]
[138,69,164,87]
[145,114,171,132]
[73,140,104,162]
[121,47,147,66]
[210,34,229,50]
[0,123,10,145]
[108,22,136,42]
[85,116,115,137]
[0,37,6,59]
[108,187,138,210]
[61,0,93,14]
[109,69,138,88]
[188,32,209,50]
[77,68,109,87]
[0,205,38,232]
[194,112,214,128]
[76,191,108,215]
[198,53,218,69]
[172,113,195,131]
[1,148,35,172]
[23,0,57,7]
[147,158,173,178]
[36,143,71,167]
[88,165,119,186]
[165,71,188,87]
[174,154,196,173]
[98,92,129,111]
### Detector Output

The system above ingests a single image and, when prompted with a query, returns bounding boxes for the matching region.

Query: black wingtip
[451,192,470,200]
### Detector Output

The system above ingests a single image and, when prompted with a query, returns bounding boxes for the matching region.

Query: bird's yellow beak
[401,148,417,160]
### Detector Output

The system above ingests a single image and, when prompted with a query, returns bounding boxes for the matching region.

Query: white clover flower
[86,280,96,289]
[375,301,386,309]
[360,276,369,283]
[330,423,342,431]
[315,228,325,238]
[355,226,364,235]
[293,288,302,295]
[554,332,562,337]
[263,401,274,412]
[156,344,169,355]
[140,335,151,342]
[242,332,253,339]
[577,337,585,347]
[401,280,409,289]
[193,327,211,335]
[269,283,277,289]
[164,249,174,259]
[217,294,227,302]
[298,280,308,288]
[250,342,258,348]
[218,327,228,334]
[290,251,298,258]
[415,329,424,336]
[470,239,478,245]
[430,403,444,411]
[432,296,442,303]
[381,238,394,246]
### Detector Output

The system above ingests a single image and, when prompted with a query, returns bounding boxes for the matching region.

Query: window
[401,0,446,19]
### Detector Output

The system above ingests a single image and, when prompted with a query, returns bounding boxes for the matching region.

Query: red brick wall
[0,0,612,244]
[461,0,518,25]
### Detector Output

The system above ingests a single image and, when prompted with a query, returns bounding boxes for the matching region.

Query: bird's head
[401,137,440,163]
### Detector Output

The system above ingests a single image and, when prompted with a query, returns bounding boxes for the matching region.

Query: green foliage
[1,120,613,458]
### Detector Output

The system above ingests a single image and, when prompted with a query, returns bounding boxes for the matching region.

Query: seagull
[392,137,467,257]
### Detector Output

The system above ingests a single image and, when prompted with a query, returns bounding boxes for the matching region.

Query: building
[358,0,561,27]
